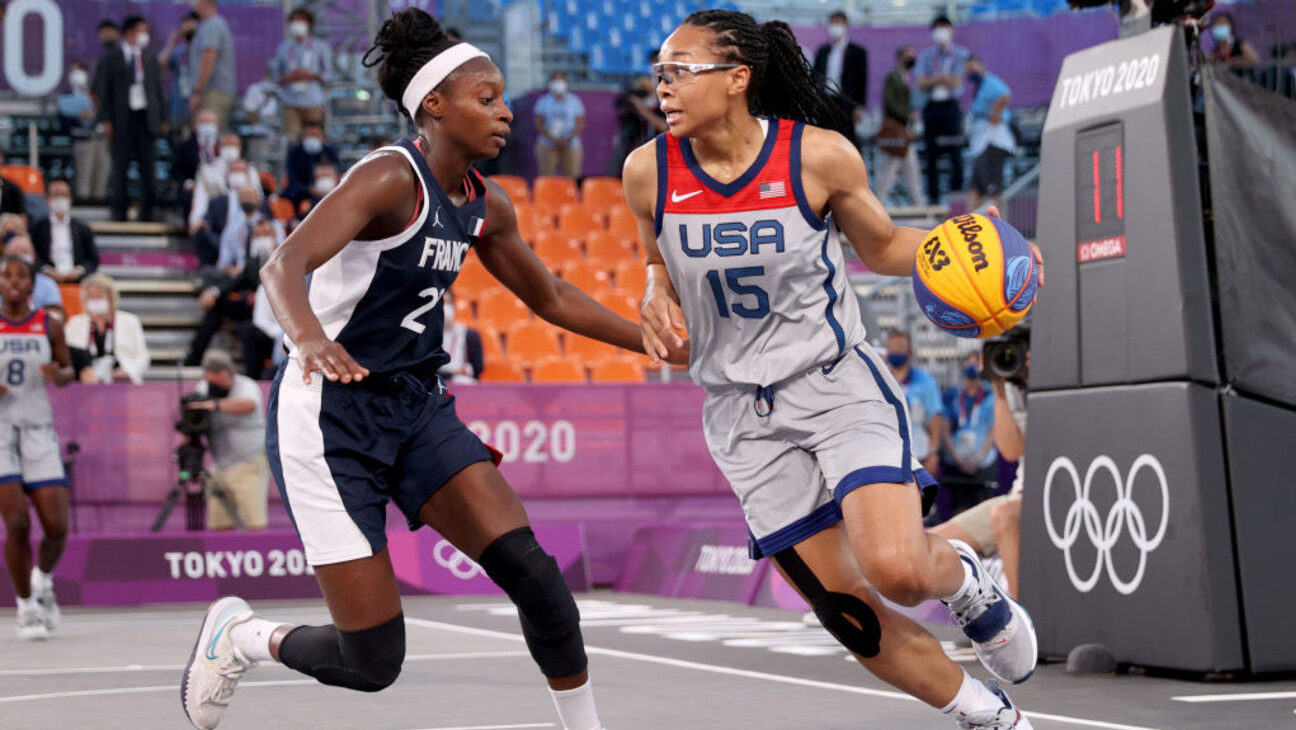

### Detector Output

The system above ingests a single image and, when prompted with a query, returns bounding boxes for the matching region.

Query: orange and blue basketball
[912,213,1038,339]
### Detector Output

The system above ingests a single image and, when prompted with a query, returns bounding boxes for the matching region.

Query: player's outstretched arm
[476,179,679,361]
[623,141,688,365]
[260,151,416,383]
[800,126,928,278]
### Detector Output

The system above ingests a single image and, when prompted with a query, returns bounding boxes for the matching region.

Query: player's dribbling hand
[986,205,1044,288]
[295,335,370,384]
[641,293,688,366]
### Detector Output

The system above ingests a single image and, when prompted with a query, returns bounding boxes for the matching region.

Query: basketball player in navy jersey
[624,11,1043,730]
[180,10,679,730]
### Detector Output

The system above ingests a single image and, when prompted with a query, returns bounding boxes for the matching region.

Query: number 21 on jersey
[400,287,445,334]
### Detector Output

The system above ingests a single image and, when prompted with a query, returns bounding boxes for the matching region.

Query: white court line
[0,679,316,704]
[1172,690,1296,703]
[391,725,553,730]
[0,651,531,677]
[405,617,1181,730]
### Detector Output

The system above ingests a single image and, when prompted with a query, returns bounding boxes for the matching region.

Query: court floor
[1,592,1293,730]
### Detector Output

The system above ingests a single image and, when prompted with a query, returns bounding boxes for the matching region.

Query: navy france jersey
[286,138,487,376]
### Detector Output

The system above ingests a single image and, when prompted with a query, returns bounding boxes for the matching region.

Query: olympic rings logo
[1042,454,1169,595]
[434,539,483,580]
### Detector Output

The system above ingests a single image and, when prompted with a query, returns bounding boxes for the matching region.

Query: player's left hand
[662,337,690,366]
[38,362,61,382]
[985,205,1044,288]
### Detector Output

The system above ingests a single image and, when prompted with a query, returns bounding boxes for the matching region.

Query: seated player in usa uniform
[180,9,684,730]
[624,10,1044,730]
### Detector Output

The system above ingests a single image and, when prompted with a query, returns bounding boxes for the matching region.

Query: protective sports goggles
[651,62,743,86]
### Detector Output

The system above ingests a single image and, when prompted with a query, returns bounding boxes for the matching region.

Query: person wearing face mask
[812,11,869,147]
[189,137,264,252]
[275,8,334,136]
[57,63,110,203]
[96,16,166,222]
[31,180,99,284]
[964,55,1015,211]
[295,162,338,217]
[64,273,149,384]
[1209,12,1260,67]
[171,109,221,220]
[185,349,269,531]
[284,121,340,206]
[875,45,926,206]
[534,71,586,177]
[437,290,485,385]
[940,351,998,514]
[160,12,202,132]
[915,16,971,204]
[884,330,944,477]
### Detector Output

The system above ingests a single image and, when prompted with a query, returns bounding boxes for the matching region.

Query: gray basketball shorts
[702,345,939,559]
[0,423,67,490]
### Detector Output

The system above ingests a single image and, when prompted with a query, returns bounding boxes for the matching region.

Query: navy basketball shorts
[267,358,495,566]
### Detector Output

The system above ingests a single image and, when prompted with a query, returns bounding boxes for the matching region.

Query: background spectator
[97,16,165,223]
[3,236,63,313]
[31,180,99,283]
[439,290,485,384]
[1210,12,1260,66]
[941,352,998,513]
[614,76,666,172]
[159,11,202,134]
[65,273,150,384]
[241,60,281,166]
[283,121,339,206]
[189,142,263,264]
[92,20,120,82]
[915,15,971,204]
[188,349,269,530]
[813,11,869,147]
[0,151,27,221]
[172,109,221,218]
[965,55,1015,210]
[296,161,337,217]
[189,0,237,130]
[885,331,944,476]
[57,62,110,203]
[875,45,926,206]
[275,7,333,136]
[534,71,585,178]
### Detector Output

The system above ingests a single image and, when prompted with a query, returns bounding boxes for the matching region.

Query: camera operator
[931,331,1028,598]
[186,349,268,530]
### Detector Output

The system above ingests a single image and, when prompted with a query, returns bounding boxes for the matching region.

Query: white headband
[401,43,491,117]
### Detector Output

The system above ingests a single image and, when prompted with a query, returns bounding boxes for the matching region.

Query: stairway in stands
[79,207,203,380]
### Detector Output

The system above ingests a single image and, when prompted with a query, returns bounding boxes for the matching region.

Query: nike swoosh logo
[671,190,702,203]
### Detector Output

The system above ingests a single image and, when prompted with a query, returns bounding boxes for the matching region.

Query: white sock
[32,567,51,585]
[549,680,603,730]
[940,670,1004,717]
[16,594,37,610]
[229,617,284,664]
[941,549,979,607]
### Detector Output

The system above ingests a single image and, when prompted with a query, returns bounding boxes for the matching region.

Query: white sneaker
[16,600,49,641]
[942,540,1038,684]
[952,679,1034,729]
[30,568,59,632]
[181,596,257,730]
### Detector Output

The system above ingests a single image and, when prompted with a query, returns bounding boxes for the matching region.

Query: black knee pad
[280,612,405,692]
[478,526,586,678]
[774,547,881,659]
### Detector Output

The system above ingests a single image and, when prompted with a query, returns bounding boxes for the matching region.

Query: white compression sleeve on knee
[549,680,603,730]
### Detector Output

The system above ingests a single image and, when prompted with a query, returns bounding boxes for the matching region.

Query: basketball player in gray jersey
[0,255,74,640]
[624,11,1044,730]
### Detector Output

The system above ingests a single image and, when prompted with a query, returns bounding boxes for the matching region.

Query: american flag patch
[468,216,485,236]
[759,181,786,199]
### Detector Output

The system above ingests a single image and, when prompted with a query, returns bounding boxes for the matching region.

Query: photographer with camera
[932,328,1029,599]
[884,330,945,477]
[185,349,268,530]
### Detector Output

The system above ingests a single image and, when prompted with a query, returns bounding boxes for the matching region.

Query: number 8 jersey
[0,309,54,427]
[285,138,487,376]
[654,118,866,390]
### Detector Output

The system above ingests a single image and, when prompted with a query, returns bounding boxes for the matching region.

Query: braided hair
[683,9,851,138]
[362,8,462,121]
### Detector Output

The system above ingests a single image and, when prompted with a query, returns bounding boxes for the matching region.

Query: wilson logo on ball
[912,214,1038,339]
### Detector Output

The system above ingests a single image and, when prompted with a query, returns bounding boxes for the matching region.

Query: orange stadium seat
[59,284,83,319]
[506,320,562,361]
[532,230,583,267]
[613,261,647,293]
[476,326,505,362]
[453,257,495,304]
[0,165,45,196]
[532,358,587,383]
[513,204,544,243]
[565,334,619,362]
[556,204,605,243]
[594,290,639,319]
[591,357,646,382]
[581,176,625,208]
[585,236,636,266]
[479,359,526,382]
[476,289,530,330]
[259,171,279,195]
[606,204,640,240]
[533,176,580,207]
[269,197,295,222]
[560,259,612,293]
[489,174,530,203]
